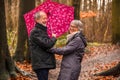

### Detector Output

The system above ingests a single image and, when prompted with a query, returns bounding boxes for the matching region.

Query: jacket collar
[66,31,83,44]
[66,31,79,41]
[35,23,47,32]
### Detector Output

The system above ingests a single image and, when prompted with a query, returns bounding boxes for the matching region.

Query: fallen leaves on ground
[11,44,120,80]
[11,61,36,80]
[80,44,120,80]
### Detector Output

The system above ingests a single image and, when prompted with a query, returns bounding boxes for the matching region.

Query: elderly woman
[49,20,87,80]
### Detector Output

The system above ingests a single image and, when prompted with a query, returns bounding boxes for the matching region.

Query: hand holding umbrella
[52,33,56,38]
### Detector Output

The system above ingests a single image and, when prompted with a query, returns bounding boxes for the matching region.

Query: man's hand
[52,33,56,38]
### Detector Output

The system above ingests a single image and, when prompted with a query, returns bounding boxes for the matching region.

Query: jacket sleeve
[49,37,84,55]
[31,30,57,49]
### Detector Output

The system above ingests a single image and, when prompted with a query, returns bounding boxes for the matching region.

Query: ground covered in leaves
[11,44,120,80]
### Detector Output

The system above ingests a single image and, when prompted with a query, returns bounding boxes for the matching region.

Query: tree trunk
[0,53,9,80]
[93,0,97,11]
[25,37,31,62]
[11,0,19,30]
[5,0,17,76]
[0,0,16,79]
[67,0,72,6]
[112,0,120,44]
[89,0,92,10]
[35,0,42,6]
[13,0,35,62]
[72,0,81,19]
[5,0,13,32]
[102,0,105,12]
[94,62,120,77]
[83,0,87,11]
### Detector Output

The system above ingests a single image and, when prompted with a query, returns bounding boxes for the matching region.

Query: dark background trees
[112,0,120,44]
[13,0,35,62]
[72,0,81,19]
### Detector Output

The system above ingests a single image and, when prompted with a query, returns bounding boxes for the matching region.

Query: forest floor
[12,44,120,80]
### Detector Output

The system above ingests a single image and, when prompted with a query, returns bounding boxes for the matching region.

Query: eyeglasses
[70,25,77,30]
[70,24,76,27]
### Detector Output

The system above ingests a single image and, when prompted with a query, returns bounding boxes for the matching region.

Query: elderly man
[29,11,57,80]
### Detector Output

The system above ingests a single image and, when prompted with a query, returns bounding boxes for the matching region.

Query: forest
[0,0,120,80]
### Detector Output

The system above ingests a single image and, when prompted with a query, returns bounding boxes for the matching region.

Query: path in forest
[80,49,120,80]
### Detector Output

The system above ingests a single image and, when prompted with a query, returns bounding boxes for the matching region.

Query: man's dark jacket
[29,23,57,71]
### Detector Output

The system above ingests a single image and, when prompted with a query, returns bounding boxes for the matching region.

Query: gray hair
[34,11,40,20]
[70,20,84,31]
[33,11,46,20]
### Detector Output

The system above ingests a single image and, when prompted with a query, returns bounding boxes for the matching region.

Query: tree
[0,0,16,79]
[112,0,120,44]
[5,0,13,32]
[13,0,35,62]
[83,0,87,11]
[72,0,81,19]
[36,0,42,6]
[89,0,92,10]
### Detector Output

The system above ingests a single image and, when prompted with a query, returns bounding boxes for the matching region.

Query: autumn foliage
[80,10,97,19]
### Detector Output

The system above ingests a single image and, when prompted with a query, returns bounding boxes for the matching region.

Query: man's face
[36,13,48,26]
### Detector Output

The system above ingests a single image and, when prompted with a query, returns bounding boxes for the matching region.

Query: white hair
[70,20,84,31]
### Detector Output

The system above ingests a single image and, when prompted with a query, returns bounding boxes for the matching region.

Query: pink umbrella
[24,0,74,37]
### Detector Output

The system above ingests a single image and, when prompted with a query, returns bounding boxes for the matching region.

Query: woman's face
[69,24,79,34]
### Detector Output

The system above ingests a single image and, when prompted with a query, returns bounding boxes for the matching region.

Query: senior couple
[29,11,87,80]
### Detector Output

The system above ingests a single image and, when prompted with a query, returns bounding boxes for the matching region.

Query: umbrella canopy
[24,0,74,37]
